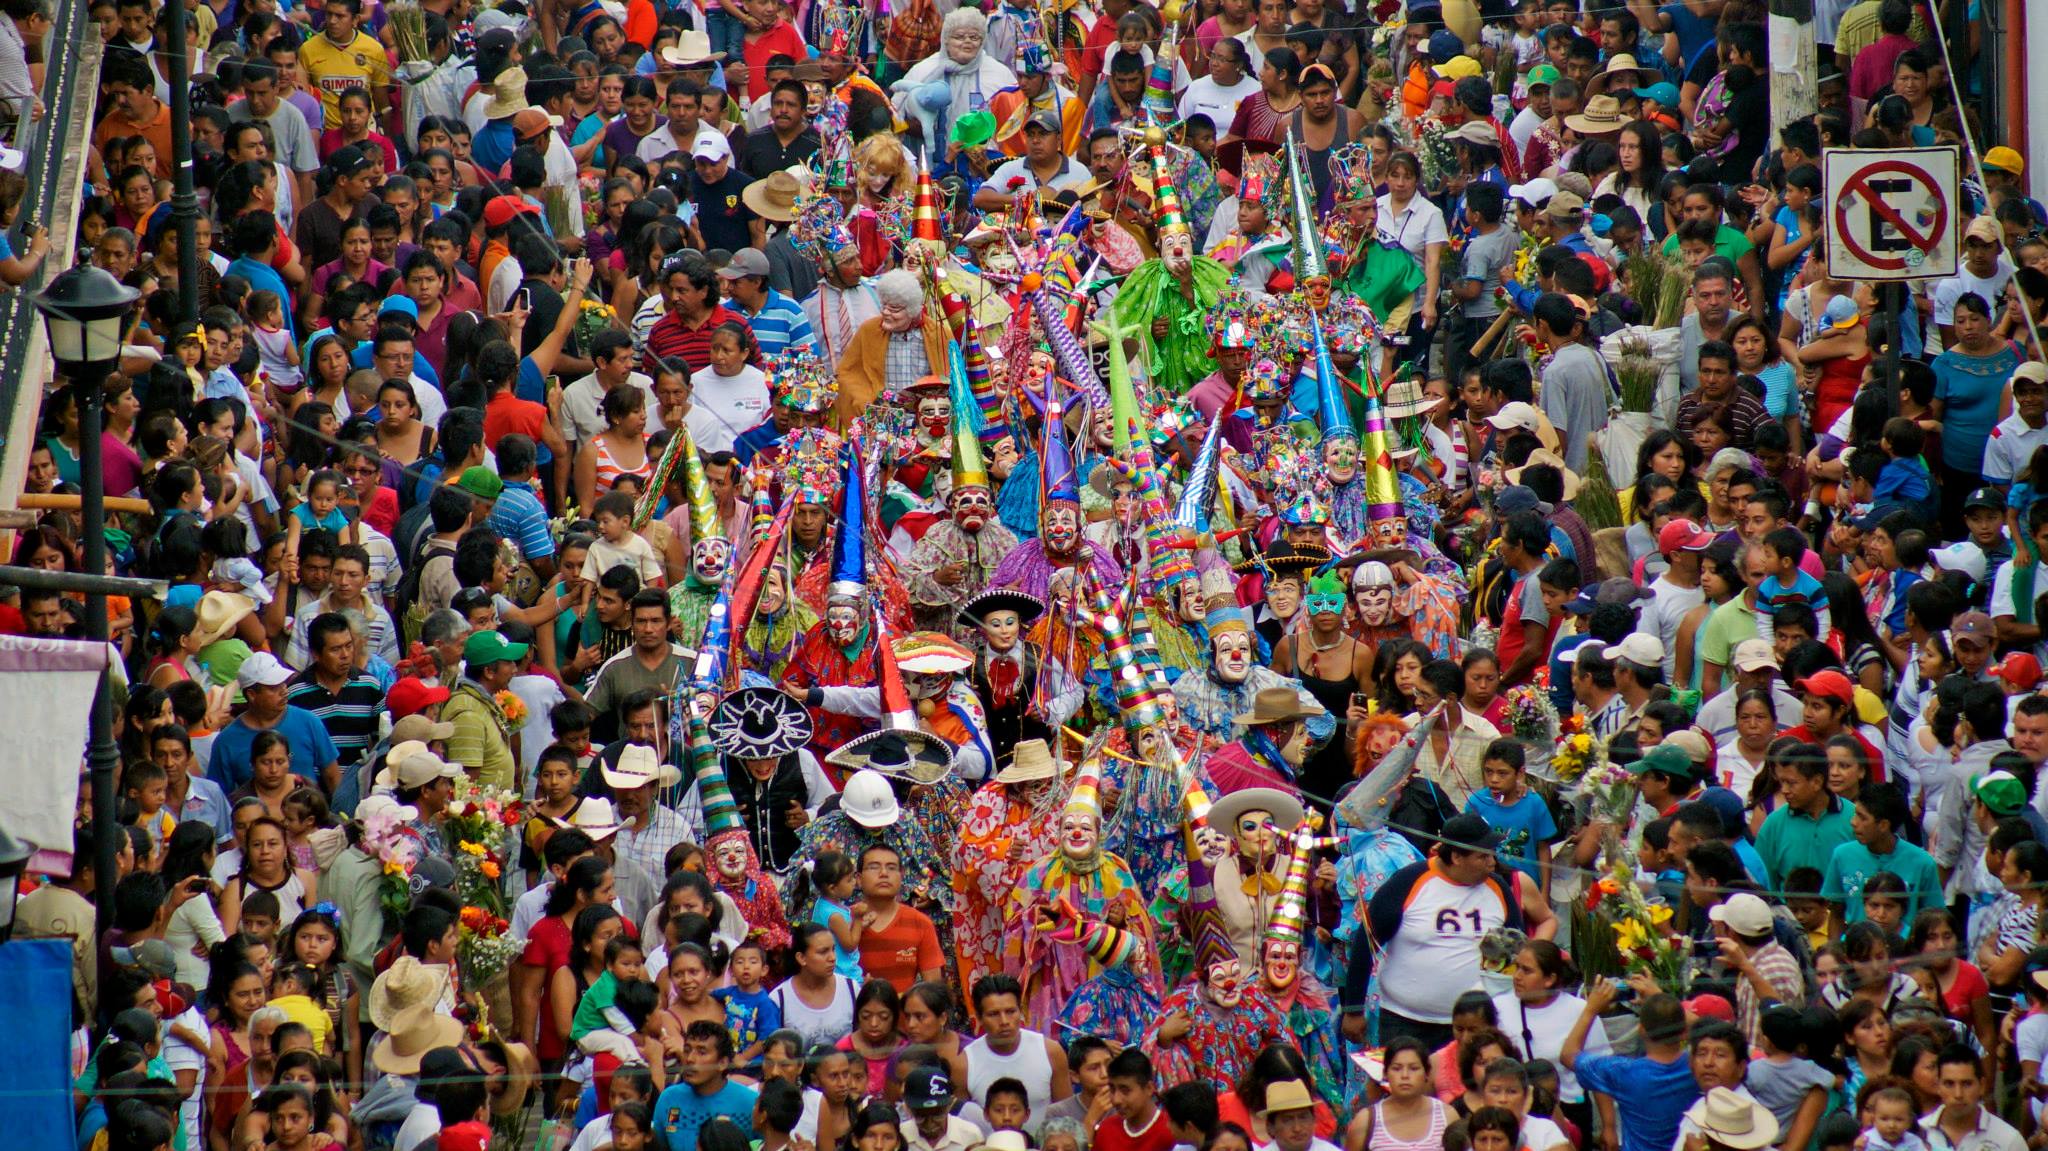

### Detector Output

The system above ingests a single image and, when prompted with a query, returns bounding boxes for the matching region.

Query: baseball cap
[1667,731,1715,768]
[388,677,452,720]
[1633,81,1679,107]
[1485,400,1546,435]
[1953,611,1998,648]
[1985,146,2026,176]
[1822,294,1861,330]
[1997,652,2044,690]
[1494,485,1548,516]
[2015,361,2048,390]
[1965,486,2008,512]
[1441,812,1506,851]
[1545,190,1587,219]
[1794,669,1856,704]
[1966,214,2003,244]
[717,248,771,280]
[464,629,530,666]
[1974,770,2030,816]
[328,143,373,177]
[1509,177,1557,206]
[455,466,504,501]
[1438,54,1483,79]
[112,939,179,979]
[1424,29,1464,59]
[1024,107,1062,134]
[483,194,540,230]
[378,295,420,324]
[1526,64,1559,89]
[377,741,463,790]
[1566,577,1654,614]
[236,651,293,688]
[512,107,563,140]
[692,129,732,163]
[1730,639,1779,673]
[904,1066,954,1110]
[1683,993,1736,1023]
[1630,742,1695,780]
[1930,542,1988,584]
[1602,632,1665,667]
[1707,891,1775,937]
[1657,517,1715,555]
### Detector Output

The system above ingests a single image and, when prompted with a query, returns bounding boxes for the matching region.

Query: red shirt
[643,303,748,377]
[741,23,808,100]
[856,903,943,993]
[485,388,549,452]
[1778,723,1887,783]
[1094,1110,1176,1151]
[521,915,577,1060]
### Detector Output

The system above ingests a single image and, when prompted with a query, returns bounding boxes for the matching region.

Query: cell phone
[517,287,532,311]
[1351,693,1371,710]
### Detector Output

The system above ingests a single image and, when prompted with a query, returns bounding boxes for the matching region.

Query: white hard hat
[840,770,901,829]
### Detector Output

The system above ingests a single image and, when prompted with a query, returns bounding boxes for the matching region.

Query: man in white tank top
[1340,814,1524,1051]
[963,974,1074,1137]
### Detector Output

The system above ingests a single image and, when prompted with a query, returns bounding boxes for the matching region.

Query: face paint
[1262,939,1300,990]
[1162,231,1194,276]
[825,603,862,646]
[1358,584,1394,626]
[1306,276,1331,312]
[916,395,950,439]
[1213,630,1253,683]
[952,486,992,532]
[979,609,1021,652]
[1059,811,1098,858]
[1042,505,1080,556]
[711,838,749,879]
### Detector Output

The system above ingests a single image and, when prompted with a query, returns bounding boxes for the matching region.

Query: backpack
[394,536,457,646]
[883,0,940,71]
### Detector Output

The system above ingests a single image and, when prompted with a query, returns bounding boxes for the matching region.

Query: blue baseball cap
[378,294,420,322]
[1632,81,1679,107]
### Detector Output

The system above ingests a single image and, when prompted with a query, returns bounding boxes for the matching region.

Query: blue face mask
[1304,594,1345,617]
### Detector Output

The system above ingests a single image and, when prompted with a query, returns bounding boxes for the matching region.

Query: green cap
[1974,771,2028,816]
[952,108,996,149]
[455,466,504,501]
[463,629,530,667]
[1527,64,1560,89]
[1628,742,1695,780]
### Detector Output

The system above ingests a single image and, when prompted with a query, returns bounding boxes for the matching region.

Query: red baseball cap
[1656,518,1715,556]
[387,677,452,720]
[483,194,540,230]
[438,1121,493,1151]
[1684,993,1735,1023]
[1998,652,2044,690]
[1794,669,1855,705]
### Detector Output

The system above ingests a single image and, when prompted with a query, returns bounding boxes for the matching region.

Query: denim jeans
[705,7,745,59]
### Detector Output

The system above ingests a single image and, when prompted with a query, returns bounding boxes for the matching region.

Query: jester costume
[951,748,1070,990]
[781,615,882,766]
[1105,140,1231,398]
[739,573,818,683]
[1051,901,1164,1048]
[685,714,794,952]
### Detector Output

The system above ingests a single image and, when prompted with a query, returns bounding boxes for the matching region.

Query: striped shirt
[285,670,386,765]
[737,289,816,360]
[286,593,401,668]
[643,303,749,376]
[489,480,557,563]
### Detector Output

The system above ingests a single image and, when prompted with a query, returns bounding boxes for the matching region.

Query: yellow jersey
[298,30,390,130]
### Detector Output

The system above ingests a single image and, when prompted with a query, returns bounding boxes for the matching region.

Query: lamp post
[0,828,31,944]
[31,266,140,966]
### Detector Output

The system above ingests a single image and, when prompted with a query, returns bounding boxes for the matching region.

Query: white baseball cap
[1601,632,1665,667]
[236,651,293,688]
[692,128,732,163]
[1509,177,1558,206]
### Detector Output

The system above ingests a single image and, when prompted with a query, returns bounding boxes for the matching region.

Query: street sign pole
[1886,282,1903,415]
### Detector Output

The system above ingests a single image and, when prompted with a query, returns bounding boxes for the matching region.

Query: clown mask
[711,837,750,880]
[825,602,863,647]
[1042,504,1081,556]
[952,485,993,532]
[1279,723,1310,766]
[1233,808,1278,860]
[1193,823,1231,866]
[1323,436,1360,484]
[905,670,949,700]
[917,394,951,439]
[1175,581,1206,624]
[1355,582,1394,627]
[1262,939,1301,990]
[1212,630,1253,683]
[1268,577,1302,620]
[1059,810,1099,859]
[1049,570,1078,615]
[1305,275,1331,312]
[758,569,789,615]
[978,608,1021,653]
[691,538,732,585]
[1205,958,1247,1008]
[1161,230,1194,277]
[1361,721,1404,767]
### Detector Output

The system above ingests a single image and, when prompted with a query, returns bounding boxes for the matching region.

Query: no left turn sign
[1824,147,1960,281]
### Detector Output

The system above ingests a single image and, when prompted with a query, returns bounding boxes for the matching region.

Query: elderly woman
[891,8,1018,159]
[832,268,949,430]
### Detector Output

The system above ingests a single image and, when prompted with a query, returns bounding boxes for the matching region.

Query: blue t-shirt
[714,985,782,1052]
[653,1080,758,1151]
[206,708,341,791]
[811,898,864,979]
[1933,341,2023,473]
[225,257,297,343]
[1822,837,1946,923]
[1757,569,1827,619]
[1573,1052,1699,1151]
[1464,788,1558,882]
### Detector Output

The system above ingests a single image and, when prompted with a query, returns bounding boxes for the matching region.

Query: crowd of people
[12,0,2048,1146]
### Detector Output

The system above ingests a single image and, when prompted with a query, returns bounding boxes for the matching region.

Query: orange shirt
[95,101,175,182]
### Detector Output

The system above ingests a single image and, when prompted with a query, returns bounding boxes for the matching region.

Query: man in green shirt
[443,629,525,793]
[1698,545,1771,697]
[1659,184,1767,320]
[1755,748,1854,890]
[1821,781,1945,938]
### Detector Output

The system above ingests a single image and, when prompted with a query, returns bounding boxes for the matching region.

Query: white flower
[448,800,468,817]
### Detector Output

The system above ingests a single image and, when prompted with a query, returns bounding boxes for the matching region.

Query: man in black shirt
[738,79,821,179]
[692,131,764,253]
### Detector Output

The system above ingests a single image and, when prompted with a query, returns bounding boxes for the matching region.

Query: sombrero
[1232,545,1332,577]
[709,686,814,759]
[957,588,1046,628]
[892,631,974,674]
[1206,785,1306,835]
[826,727,954,784]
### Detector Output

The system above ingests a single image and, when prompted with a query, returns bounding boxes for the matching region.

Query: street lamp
[0,828,33,944]
[31,265,138,968]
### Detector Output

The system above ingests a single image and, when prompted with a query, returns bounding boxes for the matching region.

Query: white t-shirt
[395,1100,444,1151]
[1491,992,1611,1103]
[1932,257,2016,326]
[986,156,1090,197]
[1177,73,1260,131]
[1376,193,1449,262]
[1984,411,2048,485]
[560,371,662,444]
[161,1006,209,1151]
[2019,1014,2048,1121]
[769,974,860,1047]
[687,364,771,453]
[1636,576,1705,681]
[510,672,568,798]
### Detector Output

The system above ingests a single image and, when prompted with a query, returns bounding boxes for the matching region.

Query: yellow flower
[1614,919,1650,951]
[1645,904,1674,927]
[383,859,406,876]
[1571,734,1591,753]
[459,841,485,856]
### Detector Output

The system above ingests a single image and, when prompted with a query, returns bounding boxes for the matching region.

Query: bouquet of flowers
[1501,684,1558,745]
[1550,730,1597,784]
[358,802,421,930]
[494,690,529,728]
[573,295,618,357]
[456,905,519,985]
[1581,755,1638,828]
[443,776,524,918]
[1574,856,1684,989]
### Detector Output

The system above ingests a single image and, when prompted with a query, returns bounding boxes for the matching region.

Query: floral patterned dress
[1141,980,1289,1092]
[952,781,1067,991]
[1005,850,1162,1026]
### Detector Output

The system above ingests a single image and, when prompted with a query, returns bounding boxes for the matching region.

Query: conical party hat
[1147,133,1191,240]
[716,494,797,686]
[829,435,869,600]
[1265,820,1317,947]
[1354,343,1405,542]
[1049,896,1141,968]
[1172,389,1230,536]
[912,149,943,243]
[931,262,1009,447]
[637,425,689,530]
[677,423,725,548]
[1310,308,1355,443]
[686,712,746,838]
[870,604,919,732]
[1183,776,1237,978]
[1098,311,1196,590]
[1087,579,1171,730]
[1040,383,1082,506]
[1065,749,1104,821]
[947,340,991,491]
[1284,128,1328,283]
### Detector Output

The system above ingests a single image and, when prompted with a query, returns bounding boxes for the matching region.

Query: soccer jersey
[298,31,391,130]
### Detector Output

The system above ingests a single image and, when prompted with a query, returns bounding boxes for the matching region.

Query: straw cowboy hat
[742,170,804,222]
[490,1041,541,1117]
[1207,786,1307,838]
[601,743,683,791]
[555,796,621,840]
[1380,377,1443,420]
[1683,1088,1780,1150]
[1258,1080,1318,1118]
[483,67,530,120]
[1231,686,1327,728]
[993,738,1066,785]
[192,590,255,647]
[1588,53,1646,95]
[367,957,465,1075]
[1505,448,1582,500]
[1564,94,1627,136]
[660,31,726,67]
